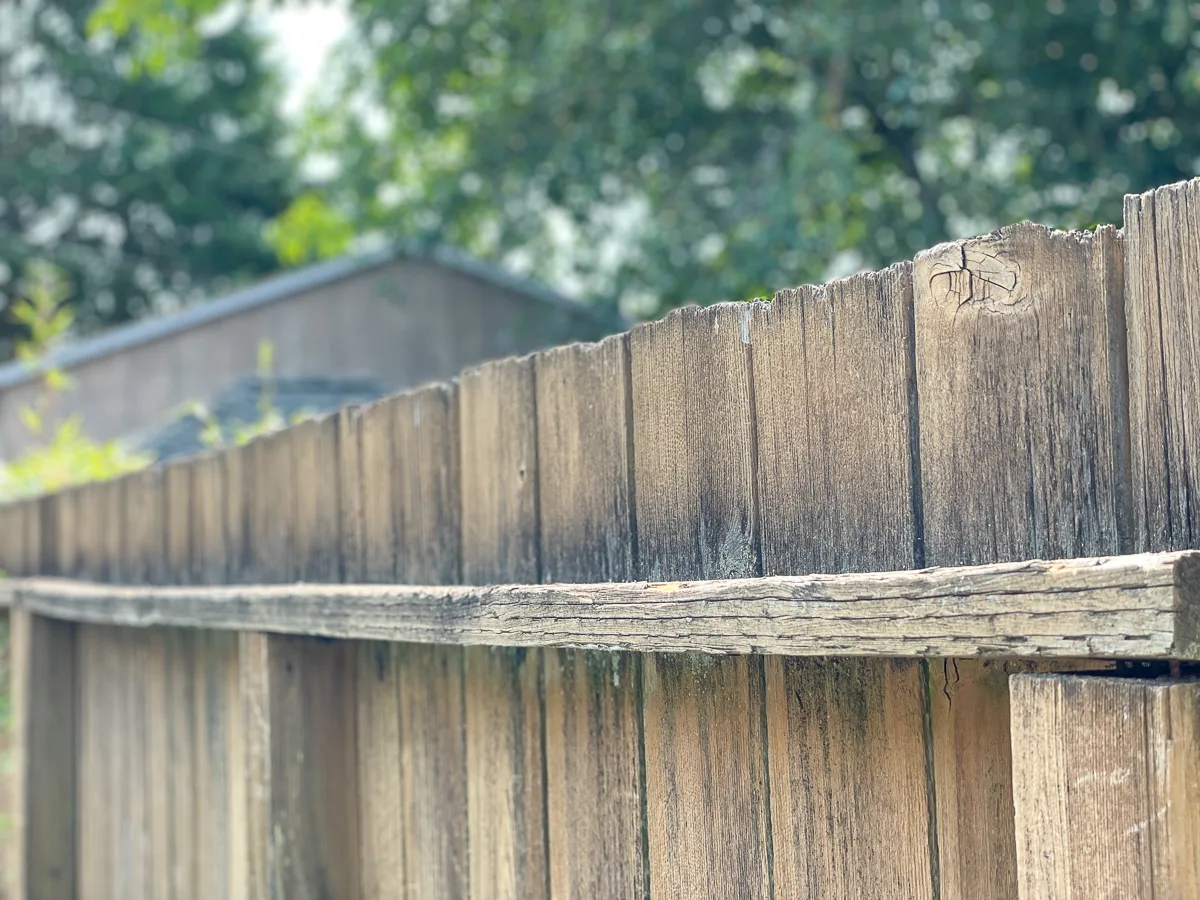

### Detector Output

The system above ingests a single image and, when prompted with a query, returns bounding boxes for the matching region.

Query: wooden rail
[4,551,1199,658]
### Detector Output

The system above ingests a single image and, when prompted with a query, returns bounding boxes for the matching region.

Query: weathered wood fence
[2,177,1200,900]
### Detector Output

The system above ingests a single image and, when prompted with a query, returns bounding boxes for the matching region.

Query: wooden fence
[2,176,1200,900]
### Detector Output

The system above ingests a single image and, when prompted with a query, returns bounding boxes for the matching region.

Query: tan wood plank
[249,430,294,584]
[192,630,240,900]
[392,384,468,900]
[356,642,405,900]
[1010,673,1200,900]
[1124,177,1200,552]
[11,610,76,900]
[359,399,396,583]
[630,303,769,898]
[267,635,360,900]
[752,265,934,899]
[393,383,461,587]
[913,223,1129,900]
[460,356,547,900]
[191,454,226,585]
[122,466,165,585]
[336,405,365,585]
[536,336,645,900]
[397,643,468,900]
[222,443,252,584]
[289,416,341,582]
[164,459,193,585]
[239,632,271,900]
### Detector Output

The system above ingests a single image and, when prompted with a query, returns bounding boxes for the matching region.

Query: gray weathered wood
[1010,673,1200,900]
[1124,177,1200,552]
[392,383,468,900]
[752,264,935,899]
[7,550,1197,657]
[914,223,1130,900]
[460,355,548,900]
[630,303,769,898]
[536,335,646,900]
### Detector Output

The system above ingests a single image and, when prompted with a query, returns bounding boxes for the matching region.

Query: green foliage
[266,192,355,266]
[0,0,298,360]
[186,338,315,450]
[85,0,1200,320]
[0,263,151,503]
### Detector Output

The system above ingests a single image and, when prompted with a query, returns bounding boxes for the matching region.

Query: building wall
[0,255,608,458]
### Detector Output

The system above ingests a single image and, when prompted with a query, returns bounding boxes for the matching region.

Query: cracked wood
[4,551,1197,659]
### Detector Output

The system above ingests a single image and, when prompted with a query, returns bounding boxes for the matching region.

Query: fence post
[1010,672,1200,900]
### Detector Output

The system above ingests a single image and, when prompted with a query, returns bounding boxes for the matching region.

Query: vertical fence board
[751,266,934,899]
[461,358,547,900]
[1124,177,1200,551]
[536,336,646,900]
[11,610,76,900]
[393,384,468,900]
[192,454,226,585]
[123,466,165,585]
[290,417,342,582]
[164,460,194,584]
[76,625,112,900]
[630,304,770,898]
[1010,673,1200,900]
[223,444,252,584]
[359,401,396,582]
[254,423,360,900]
[352,398,406,900]
[913,224,1127,900]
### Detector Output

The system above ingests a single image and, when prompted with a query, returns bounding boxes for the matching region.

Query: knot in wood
[924,240,1026,314]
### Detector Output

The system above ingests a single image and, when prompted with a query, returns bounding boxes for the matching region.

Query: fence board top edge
[6,550,1197,660]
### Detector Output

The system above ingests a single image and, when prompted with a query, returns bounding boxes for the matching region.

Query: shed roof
[0,243,605,391]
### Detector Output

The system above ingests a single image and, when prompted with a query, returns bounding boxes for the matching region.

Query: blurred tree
[87,0,1200,320]
[0,0,296,359]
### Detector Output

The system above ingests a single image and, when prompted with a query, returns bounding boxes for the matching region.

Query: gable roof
[0,243,609,391]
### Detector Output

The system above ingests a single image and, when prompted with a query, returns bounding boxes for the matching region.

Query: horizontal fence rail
[4,552,1198,659]
[2,176,1200,900]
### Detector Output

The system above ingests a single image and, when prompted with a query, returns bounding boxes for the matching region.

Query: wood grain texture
[336,405,366,584]
[393,383,461,587]
[222,443,252,584]
[392,382,468,900]
[12,550,1199,657]
[765,657,931,898]
[122,466,165,585]
[752,265,934,899]
[358,399,396,583]
[164,459,194,584]
[914,223,1129,565]
[461,357,539,586]
[642,653,769,897]
[11,610,76,900]
[536,336,645,900]
[630,303,769,898]
[752,264,918,574]
[1124,177,1200,552]
[1010,673,1200,900]
[239,632,271,900]
[396,643,469,900]
[915,223,1130,900]
[356,642,405,900]
[250,430,294,584]
[267,636,360,900]
[191,453,226,585]
[460,355,547,900]
[289,416,341,582]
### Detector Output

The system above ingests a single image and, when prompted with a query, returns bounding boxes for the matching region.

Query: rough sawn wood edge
[2,551,1198,660]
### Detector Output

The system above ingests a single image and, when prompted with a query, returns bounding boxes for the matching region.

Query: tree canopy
[0,0,296,358]
[64,0,1200,320]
